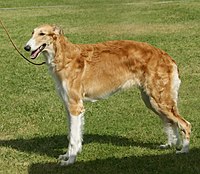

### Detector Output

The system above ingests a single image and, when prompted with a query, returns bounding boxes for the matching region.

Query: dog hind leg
[141,88,191,152]
[140,89,181,149]
[158,104,191,153]
[140,64,191,153]
[160,121,181,150]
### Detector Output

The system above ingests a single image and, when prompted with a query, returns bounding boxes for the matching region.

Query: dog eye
[39,33,45,36]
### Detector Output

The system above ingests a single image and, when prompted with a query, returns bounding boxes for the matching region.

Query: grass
[0,0,200,173]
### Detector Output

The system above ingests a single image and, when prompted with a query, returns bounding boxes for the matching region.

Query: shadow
[28,148,200,174]
[1,134,199,173]
[0,133,159,158]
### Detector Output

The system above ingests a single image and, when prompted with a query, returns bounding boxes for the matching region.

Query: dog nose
[24,45,31,52]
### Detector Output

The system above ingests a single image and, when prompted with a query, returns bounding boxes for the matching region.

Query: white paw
[58,154,68,161]
[159,144,171,149]
[60,156,76,166]
[176,147,189,154]
[176,149,189,154]
[176,139,189,154]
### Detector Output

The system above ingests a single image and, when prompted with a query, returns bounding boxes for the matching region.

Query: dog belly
[83,88,120,102]
[83,78,136,102]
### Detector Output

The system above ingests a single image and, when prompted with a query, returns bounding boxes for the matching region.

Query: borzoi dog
[24,24,191,166]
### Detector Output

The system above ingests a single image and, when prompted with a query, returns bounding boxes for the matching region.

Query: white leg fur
[176,139,189,154]
[59,113,84,166]
[172,65,181,103]
[160,66,183,150]
[160,123,181,149]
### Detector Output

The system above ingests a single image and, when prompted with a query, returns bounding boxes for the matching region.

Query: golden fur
[24,24,191,165]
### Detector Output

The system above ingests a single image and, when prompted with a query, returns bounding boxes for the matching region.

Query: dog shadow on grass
[0,133,159,158]
[1,134,200,174]
[28,148,200,174]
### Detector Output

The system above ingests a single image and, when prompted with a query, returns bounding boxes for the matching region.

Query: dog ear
[53,25,64,35]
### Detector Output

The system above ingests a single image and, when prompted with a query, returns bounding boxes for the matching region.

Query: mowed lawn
[0,0,200,173]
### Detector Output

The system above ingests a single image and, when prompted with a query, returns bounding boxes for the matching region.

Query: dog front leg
[59,102,84,166]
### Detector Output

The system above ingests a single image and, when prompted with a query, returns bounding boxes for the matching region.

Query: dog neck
[44,35,79,72]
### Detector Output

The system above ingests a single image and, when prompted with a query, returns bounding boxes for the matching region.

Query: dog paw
[60,160,71,166]
[176,139,189,154]
[176,148,189,154]
[60,156,76,166]
[58,154,68,161]
[159,144,171,149]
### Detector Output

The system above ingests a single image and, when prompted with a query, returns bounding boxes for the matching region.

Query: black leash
[0,19,46,66]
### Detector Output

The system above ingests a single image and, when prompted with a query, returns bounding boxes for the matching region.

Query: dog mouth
[31,44,46,59]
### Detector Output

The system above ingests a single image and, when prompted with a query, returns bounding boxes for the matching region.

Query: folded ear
[53,25,64,35]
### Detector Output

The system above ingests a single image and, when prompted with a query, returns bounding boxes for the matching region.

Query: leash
[0,19,46,66]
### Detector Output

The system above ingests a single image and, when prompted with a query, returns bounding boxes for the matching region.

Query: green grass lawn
[0,0,200,173]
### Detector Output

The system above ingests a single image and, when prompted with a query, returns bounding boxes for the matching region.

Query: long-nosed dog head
[24,24,63,59]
